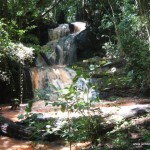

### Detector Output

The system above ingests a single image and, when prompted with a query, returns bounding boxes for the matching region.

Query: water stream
[29,22,100,101]
[30,66,76,100]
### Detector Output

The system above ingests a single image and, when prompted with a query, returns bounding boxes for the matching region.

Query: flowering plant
[8,42,34,63]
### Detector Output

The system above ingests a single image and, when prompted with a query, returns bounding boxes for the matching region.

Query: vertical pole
[20,62,24,104]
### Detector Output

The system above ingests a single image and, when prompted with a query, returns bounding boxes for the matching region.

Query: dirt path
[0,105,90,150]
[0,136,76,150]
[0,97,150,150]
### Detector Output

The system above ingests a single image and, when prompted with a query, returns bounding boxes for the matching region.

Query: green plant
[34,84,58,100]
[11,98,20,110]
[118,0,150,90]
[51,69,103,148]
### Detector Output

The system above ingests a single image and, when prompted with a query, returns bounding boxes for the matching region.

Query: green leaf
[103,61,112,67]
[25,100,33,113]
[76,70,82,76]
[61,104,66,112]
[18,114,24,120]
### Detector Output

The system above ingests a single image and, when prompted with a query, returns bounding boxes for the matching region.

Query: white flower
[111,67,117,73]
[9,42,34,61]
[46,125,51,129]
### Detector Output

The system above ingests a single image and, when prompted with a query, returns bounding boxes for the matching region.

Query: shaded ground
[0,97,150,150]
[0,104,91,150]
[0,136,77,150]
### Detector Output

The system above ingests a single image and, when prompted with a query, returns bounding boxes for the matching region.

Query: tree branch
[40,0,63,18]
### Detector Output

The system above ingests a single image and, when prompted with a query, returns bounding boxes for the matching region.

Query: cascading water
[29,22,101,101]
[30,66,76,100]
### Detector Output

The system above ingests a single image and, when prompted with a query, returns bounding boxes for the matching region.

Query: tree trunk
[0,115,33,140]
[107,0,123,52]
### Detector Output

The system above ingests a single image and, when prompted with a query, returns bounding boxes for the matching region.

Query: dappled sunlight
[1,110,24,122]
[0,136,90,150]
[0,0,149,149]
[0,98,150,149]
[1,98,150,122]
[1,105,26,122]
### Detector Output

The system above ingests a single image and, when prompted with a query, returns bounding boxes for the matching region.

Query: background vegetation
[0,0,150,148]
[0,0,150,93]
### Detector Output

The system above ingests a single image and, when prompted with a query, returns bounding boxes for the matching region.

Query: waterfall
[29,66,100,102]
[30,67,75,90]
[0,22,102,103]
[30,66,76,101]
[29,22,101,101]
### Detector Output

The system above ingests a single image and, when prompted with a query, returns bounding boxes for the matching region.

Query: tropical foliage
[0,0,150,148]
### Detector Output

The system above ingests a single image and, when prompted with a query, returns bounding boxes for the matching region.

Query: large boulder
[55,34,77,65]
[54,29,106,65]
[36,34,77,66]
[48,24,70,41]
[75,29,106,60]
[48,22,86,41]
[36,40,58,67]
[37,23,106,66]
